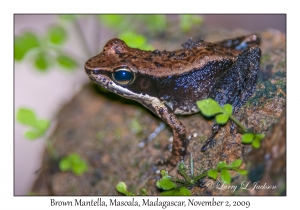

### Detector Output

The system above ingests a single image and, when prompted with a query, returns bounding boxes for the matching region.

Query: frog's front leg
[147,100,187,166]
[159,106,187,166]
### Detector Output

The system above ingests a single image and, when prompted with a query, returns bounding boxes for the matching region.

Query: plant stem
[190,153,194,178]
[193,171,208,181]
[178,165,192,183]
[170,177,187,184]
[230,115,248,133]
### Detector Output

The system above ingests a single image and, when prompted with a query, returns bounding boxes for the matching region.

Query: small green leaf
[160,170,170,179]
[255,133,265,140]
[118,31,153,50]
[70,154,79,163]
[56,54,78,70]
[16,108,37,127]
[237,169,248,175]
[35,119,50,132]
[24,130,40,140]
[179,15,203,32]
[216,113,230,124]
[35,53,50,71]
[196,98,223,117]
[59,153,88,176]
[251,133,264,148]
[229,159,242,168]
[252,138,261,148]
[179,15,192,32]
[22,32,40,47]
[116,182,135,196]
[156,178,177,190]
[14,36,27,60]
[59,158,72,171]
[208,169,218,180]
[217,161,228,169]
[223,104,233,115]
[178,162,186,171]
[220,169,231,184]
[116,182,128,195]
[14,32,39,60]
[48,25,67,45]
[242,133,255,143]
[72,161,88,175]
[214,103,232,124]
[16,108,50,140]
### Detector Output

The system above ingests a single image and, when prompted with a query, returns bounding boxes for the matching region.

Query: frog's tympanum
[85,35,261,166]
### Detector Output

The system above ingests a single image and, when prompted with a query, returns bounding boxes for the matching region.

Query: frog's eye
[112,68,135,85]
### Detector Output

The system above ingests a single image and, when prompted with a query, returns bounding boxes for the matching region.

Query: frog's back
[85,38,241,78]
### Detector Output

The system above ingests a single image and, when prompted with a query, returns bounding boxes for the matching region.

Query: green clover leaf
[208,169,218,180]
[217,161,228,169]
[118,31,153,50]
[242,133,255,143]
[220,169,231,184]
[14,32,39,60]
[196,98,223,117]
[116,182,128,195]
[59,153,88,176]
[48,25,67,45]
[229,159,242,168]
[56,54,78,70]
[16,108,50,140]
[156,178,177,190]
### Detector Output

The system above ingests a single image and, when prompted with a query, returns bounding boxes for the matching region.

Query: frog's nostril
[92,70,101,74]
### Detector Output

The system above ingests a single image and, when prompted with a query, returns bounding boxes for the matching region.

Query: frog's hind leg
[232,46,261,111]
[209,45,261,111]
[230,46,261,133]
[202,46,261,152]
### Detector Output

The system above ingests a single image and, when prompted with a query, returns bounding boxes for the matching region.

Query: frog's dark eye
[112,68,135,85]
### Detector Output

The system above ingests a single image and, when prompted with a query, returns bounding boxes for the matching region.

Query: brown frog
[84,34,261,166]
